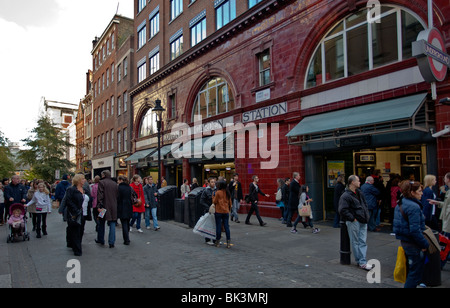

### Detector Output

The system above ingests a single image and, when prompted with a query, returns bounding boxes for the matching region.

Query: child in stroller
[7,203,30,242]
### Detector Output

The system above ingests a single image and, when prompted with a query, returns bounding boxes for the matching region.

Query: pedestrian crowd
[1,169,449,289]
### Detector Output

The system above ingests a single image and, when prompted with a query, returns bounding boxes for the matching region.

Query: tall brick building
[128,0,450,220]
[91,15,134,178]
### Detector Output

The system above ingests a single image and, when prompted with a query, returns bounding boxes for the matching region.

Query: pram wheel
[23,233,30,241]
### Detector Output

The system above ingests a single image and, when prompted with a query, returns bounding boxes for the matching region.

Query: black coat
[228,180,243,201]
[117,183,133,220]
[338,188,370,223]
[333,182,346,212]
[288,180,301,209]
[249,183,265,203]
[64,185,92,222]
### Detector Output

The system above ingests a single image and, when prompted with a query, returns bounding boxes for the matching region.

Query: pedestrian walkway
[0,211,449,288]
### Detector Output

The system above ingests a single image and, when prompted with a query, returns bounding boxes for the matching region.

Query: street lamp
[153,99,165,188]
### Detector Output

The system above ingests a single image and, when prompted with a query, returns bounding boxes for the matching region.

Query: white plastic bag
[193,213,216,240]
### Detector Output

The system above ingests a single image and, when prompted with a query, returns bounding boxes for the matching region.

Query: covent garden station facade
[128,0,450,220]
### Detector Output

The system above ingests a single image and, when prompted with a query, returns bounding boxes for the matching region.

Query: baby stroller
[6,203,30,243]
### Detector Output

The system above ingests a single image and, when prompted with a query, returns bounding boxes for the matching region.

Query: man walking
[96,170,119,248]
[229,173,243,223]
[245,175,269,226]
[144,176,160,230]
[286,172,301,227]
[4,175,27,221]
[339,175,372,270]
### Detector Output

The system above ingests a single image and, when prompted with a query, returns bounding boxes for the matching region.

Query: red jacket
[130,182,145,213]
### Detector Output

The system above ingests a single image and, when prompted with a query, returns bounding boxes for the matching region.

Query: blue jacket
[360,183,380,210]
[55,180,71,201]
[393,198,429,250]
[420,186,435,222]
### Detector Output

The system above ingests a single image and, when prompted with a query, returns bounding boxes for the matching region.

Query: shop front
[287,93,437,221]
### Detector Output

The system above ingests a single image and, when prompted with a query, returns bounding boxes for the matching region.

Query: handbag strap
[398,201,409,223]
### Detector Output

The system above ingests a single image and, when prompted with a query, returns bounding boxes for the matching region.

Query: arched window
[305,6,425,88]
[192,77,235,121]
[139,109,157,138]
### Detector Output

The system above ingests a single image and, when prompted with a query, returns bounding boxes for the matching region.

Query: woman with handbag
[130,175,145,233]
[393,180,429,288]
[291,185,320,234]
[212,180,232,248]
[65,174,90,256]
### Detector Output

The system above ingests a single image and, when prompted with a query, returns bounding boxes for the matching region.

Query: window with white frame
[150,11,160,39]
[123,128,128,152]
[150,52,160,75]
[259,49,271,86]
[139,110,157,138]
[138,58,147,83]
[170,35,183,60]
[138,23,147,49]
[216,0,236,30]
[138,0,146,13]
[170,0,183,21]
[305,6,425,88]
[192,77,235,120]
[191,17,206,47]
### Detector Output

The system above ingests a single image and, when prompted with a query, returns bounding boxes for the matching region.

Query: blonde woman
[26,182,52,238]
[421,174,438,230]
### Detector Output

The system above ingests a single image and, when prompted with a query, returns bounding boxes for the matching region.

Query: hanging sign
[412,27,449,83]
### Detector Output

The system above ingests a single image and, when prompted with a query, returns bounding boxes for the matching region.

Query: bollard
[340,221,351,265]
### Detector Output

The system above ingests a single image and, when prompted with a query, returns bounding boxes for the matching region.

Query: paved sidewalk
[0,211,449,288]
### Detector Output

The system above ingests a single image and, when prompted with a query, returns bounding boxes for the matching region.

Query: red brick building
[91,15,134,178]
[129,0,450,220]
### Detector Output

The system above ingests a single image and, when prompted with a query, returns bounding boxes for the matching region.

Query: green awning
[286,93,428,142]
[125,148,156,162]
[148,144,173,159]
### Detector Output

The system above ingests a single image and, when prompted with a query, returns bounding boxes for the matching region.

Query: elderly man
[339,175,372,271]
[361,176,381,232]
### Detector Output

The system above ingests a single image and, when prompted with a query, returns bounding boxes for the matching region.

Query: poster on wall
[327,161,345,188]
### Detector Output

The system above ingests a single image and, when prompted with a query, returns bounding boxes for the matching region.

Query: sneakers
[291,229,298,234]
[137,228,143,233]
[312,228,320,234]
[359,263,373,271]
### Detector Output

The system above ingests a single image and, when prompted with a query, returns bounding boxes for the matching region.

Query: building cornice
[130,0,295,97]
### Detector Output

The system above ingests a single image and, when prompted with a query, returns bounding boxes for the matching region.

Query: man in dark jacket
[286,172,301,227]
[228,173,243,223]
[361,176,381,232]
[4,175,27,220]
[55,174,71,205]
[339,175,372,271]
[245,175,269,226]
[96,170,118,248]
[117,175,133,245]
[144,176,160,230]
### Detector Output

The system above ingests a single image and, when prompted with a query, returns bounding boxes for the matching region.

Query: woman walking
[65,174,90,256]
[117,176,133,245]
[421,174,439,230]
[26,182,52,238]
[130,175,145,233]
[213,180,232,248]
[291,185,320,234]
[393,180,429,288]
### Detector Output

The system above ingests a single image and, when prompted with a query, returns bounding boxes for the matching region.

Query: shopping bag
[394,246,407,284]
[193,213,216,240]
[299,204,311,217]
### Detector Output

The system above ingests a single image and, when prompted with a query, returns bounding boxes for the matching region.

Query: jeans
[215,213,230,241]
[97,219,116,245]
[231,199,240,221]
[346,220,368,265]
[130,212,142,229]
[402,243,425,288]
[368,208,379,231]
[144,207,151,227]
[151,207,159,228]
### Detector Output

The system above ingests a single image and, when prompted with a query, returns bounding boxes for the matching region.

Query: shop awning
[125,148,156,163]
[172,133,233,159]
[148,144,173,159]
[286,93,429,144]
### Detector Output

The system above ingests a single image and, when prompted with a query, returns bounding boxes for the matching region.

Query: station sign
[412,27,449,83]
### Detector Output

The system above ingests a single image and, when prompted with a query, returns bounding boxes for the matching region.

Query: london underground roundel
[413,27,450,83]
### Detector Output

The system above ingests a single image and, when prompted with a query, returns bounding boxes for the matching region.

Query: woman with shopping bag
[393,180,429,288]
[213,180,232,248]
[291,185,320,234]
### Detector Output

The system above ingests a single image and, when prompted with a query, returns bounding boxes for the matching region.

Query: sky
[0,0,134,145]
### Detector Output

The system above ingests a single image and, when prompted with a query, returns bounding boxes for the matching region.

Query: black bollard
[340,221,351,265]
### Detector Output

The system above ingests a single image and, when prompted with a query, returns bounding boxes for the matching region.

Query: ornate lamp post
[152,99,165,188]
